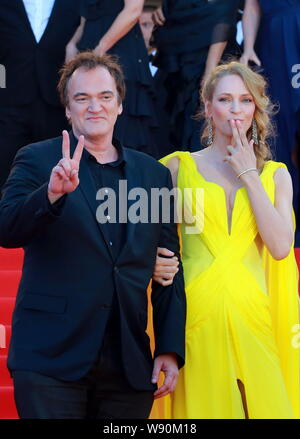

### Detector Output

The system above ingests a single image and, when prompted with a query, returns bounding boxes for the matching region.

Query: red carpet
[1,247,300,419]
[0,248,23,419]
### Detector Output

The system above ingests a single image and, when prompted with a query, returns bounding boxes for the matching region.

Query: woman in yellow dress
[152,61,300,419]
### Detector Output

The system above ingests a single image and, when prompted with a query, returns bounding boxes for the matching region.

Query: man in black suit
[0,0,83,189]
[0,52,186,419]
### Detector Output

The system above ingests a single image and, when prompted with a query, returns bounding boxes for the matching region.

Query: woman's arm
[241,167,294,260]
[203,0,242,85]
[93,0,144,56]
[65,17,86,63]
[226,120,294,260]
[202,41,227,84]
[153,157,180,286]
[240,0,262,66]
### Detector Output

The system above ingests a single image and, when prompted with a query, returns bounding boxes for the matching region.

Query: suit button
[100,304,110,309]
[35,208,43,217]
[114,266,119,273]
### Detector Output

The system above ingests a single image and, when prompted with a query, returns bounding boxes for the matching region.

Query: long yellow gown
[151,151,300,419]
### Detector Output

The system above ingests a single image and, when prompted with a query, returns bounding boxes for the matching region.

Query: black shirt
[84,139,127,337]
[84,139,127,262]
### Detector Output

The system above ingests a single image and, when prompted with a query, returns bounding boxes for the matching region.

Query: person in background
[76,0,161,158]
[0,0,83,190]
[236,1,245,46]
[139,4,158,77]
[139,5,155,54]
[152,0,241,152]
[241,0,300,243]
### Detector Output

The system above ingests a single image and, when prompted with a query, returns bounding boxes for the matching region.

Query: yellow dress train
[150,152,300,419]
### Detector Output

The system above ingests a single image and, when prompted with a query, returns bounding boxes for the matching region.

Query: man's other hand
[151,353,179,399]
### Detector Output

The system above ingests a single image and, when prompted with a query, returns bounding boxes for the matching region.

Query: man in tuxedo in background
[139,5,158,77]
[0,0,84,190]
[0,52,186,419]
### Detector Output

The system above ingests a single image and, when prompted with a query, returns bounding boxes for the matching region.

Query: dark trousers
[0,98,68,190]
[12,333,154,419]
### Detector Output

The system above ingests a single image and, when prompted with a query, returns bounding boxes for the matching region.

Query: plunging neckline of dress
[189,152,266,236]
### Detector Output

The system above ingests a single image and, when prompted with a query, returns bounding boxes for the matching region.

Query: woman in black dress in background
[77,0,161,158]
[241,0,300,241]
[153,0,241,151]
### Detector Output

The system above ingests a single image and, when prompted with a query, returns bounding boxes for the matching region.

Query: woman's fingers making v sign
[230,119,244,149]
[234,119,255,152]
[48,131,85,197]
[224,120,256,176]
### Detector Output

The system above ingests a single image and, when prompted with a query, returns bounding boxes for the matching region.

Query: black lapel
[69,132,115,261]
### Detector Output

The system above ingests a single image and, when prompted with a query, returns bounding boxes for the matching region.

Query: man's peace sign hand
[48,131,84,204]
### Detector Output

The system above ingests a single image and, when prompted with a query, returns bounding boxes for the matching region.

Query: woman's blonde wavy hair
[199,61,276,170]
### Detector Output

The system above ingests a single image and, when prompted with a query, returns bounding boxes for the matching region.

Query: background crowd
[0,0,300,240]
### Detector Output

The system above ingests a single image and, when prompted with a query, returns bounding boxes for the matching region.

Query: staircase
[0,247,300,419]
[0,248,23,419]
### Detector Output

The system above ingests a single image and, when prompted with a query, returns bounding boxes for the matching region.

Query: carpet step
[0,248,23,270]
[0,298,16,325]
[0,387,18,419]
[0,355,12,387]
[0,325,11,354]
[0,271,21,297]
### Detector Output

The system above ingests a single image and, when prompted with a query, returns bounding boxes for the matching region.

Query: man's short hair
[58,51,126,107]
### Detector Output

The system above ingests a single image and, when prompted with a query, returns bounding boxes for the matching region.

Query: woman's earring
[207,118,213,146]
[252,118,259,144]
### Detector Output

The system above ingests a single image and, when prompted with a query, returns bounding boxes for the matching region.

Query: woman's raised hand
[224,120,257,178]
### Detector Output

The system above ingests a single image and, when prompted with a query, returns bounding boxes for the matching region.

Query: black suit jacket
[0,133,186,390]
[0,0,81,107]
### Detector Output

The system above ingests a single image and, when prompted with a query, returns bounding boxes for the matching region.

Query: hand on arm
[240,0,261,66]
[202,41,227,86]
[151,168,186,376]
[151,353,179,399]
[153,247,179,286]
[152,6,165,27]
[93,0,144,56]
[152,158,180,285]
[65,17,86,63]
